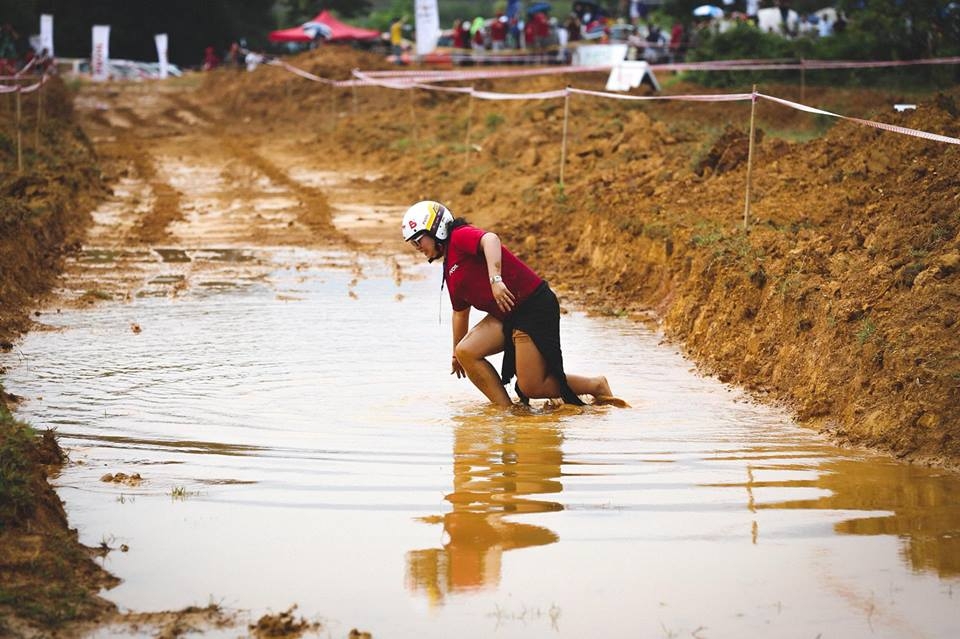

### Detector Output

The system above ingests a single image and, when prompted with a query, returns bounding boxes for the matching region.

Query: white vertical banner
[91,25,110,81]
[414,0,440,56]
[40,14,54,57]
[154,33,169,79]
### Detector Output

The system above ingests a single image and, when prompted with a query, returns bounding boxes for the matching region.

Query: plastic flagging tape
[759,93,960,145]
[279,60,960,146]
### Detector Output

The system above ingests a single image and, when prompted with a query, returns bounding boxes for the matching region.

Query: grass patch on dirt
[0,387,117,631]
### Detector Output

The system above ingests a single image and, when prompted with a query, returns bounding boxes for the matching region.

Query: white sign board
[155,33,169,79]
[414,0,440,56]
[606,61,661,92]
[572,44,627,67]
[40,14,54,57]
[91,25,110,81]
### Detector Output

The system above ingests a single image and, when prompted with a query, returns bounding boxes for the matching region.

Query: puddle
[3,251,959,639]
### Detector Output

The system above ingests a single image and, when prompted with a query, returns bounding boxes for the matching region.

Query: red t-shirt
[445,225,543,321]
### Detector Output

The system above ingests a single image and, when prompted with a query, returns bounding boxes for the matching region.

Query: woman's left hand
[492,280,516,313]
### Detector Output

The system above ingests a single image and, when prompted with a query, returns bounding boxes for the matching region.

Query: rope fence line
[0,73,52,172]
[272,55,958,230]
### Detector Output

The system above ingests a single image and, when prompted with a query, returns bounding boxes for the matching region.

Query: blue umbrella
[302,22,333,40]
[692,5,724,18]
[528,2,552,15]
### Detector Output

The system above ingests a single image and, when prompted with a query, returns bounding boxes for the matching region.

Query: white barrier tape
[270,54,960,89]
[569,87,753,103]
[272,61,960,147]
[758,93,960,145]
[0,76,47,94]
[654,55,960,73]
[801,56,960,70]
[356,65,612,85]
[268,59,335,85]
[353,70,562,100]
[412,83,473,94]
[14,56,38,77]
[472,88,568,101]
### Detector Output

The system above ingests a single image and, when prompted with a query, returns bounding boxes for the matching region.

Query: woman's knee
[454,340,482,362]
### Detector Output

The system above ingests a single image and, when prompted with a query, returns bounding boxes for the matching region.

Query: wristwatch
[490,275,503,284]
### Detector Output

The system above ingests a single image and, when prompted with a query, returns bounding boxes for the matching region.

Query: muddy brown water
[3,247,959,639]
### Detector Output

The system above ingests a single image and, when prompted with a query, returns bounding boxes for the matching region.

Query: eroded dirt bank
[0,78,116,637]
[205,48,958,466]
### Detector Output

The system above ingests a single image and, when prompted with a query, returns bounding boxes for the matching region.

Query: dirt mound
[0,77,106,341]
[193,54,959,466]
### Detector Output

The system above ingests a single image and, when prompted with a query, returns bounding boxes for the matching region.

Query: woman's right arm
[451,308,470,378]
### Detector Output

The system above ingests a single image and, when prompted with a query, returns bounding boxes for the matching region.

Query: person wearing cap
[401,201,623,408]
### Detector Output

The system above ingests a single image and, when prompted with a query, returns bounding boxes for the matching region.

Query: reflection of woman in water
[401,200,623,407]
[406,417,565,602]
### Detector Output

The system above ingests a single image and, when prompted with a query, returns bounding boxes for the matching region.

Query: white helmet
[401,200,454,243]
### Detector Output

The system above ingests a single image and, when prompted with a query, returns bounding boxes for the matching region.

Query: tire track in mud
[126,151,185,244]
[165,91,351,245]
[218,137,341,239]
[76,89,186,245]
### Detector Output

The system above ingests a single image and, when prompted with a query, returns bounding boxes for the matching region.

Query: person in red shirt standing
[401,201,622,408]
[490,12,508,51]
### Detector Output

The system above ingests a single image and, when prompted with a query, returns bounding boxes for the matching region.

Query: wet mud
[0,47,959,637]
[200,47,958,467]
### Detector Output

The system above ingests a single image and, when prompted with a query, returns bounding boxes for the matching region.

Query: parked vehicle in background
[61,58,183,80]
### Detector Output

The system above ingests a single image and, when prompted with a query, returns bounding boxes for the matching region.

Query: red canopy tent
[268,10,381,43]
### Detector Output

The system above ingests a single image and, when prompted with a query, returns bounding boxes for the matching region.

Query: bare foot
[595,376,612,397]
[593,395,631,408]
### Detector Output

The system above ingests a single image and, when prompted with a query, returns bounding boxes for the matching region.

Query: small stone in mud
[249,605,320,637]
[101,472,143,485]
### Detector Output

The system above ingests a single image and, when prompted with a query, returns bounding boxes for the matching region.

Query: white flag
[155,33,169,79]
[91,25,110,81]
[414,0,440,56]
[40,14,54,57]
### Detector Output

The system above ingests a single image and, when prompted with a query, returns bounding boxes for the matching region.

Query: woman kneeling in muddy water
[401,200,624,408]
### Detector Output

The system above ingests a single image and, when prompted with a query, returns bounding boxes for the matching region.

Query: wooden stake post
[743,85,758,231]
[408,88,418,145]
[35,79,43,151]
[16,86,22,173]
[560,89,570,188]
[463,93,474,169]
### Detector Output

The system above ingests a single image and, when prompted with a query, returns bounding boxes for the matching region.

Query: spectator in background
[470,16,486,54]
[36,48,53,74]
[746,0,760,25]
[452,19,467,49]
[390,16,407,64]
[669,21,685,62]
[643,22,666,63]
[629,1,649,27]
[225,42,243,70]
[0,23,19,75]
[509,15,523,49]
[490,12,508,51]
[531,11,550,52]
[245,49,264,72]
[202,46,219,71]
[817,12,833,37]
[564,12,583,41]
